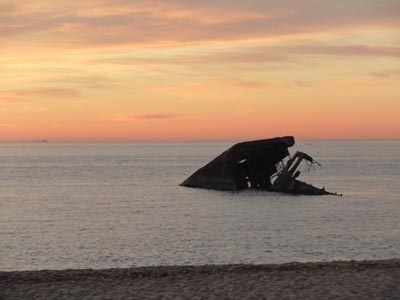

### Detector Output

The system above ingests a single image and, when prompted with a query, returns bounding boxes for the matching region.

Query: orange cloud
[0,92,20,103]
[0,123,14,127]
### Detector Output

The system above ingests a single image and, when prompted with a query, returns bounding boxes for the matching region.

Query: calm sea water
[0,141,399,271]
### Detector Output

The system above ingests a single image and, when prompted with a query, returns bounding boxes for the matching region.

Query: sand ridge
[1,259,400,299]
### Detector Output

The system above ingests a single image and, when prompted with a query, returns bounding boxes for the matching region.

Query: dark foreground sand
[1,259,399,300]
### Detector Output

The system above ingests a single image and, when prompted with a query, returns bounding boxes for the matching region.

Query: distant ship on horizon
[33,140,48,143]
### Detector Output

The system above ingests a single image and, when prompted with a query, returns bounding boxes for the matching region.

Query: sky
[0,0,399,141]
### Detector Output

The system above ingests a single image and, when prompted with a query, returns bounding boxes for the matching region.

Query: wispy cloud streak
[89,44,400,68]
[111,113,183,122]
[370,69,400,78]
[0,88,81,101]
[0,0,398,48]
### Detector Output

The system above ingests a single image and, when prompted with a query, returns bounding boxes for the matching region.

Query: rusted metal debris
[180,136,341,196]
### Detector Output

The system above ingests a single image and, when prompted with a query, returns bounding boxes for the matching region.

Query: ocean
[1,140,399,271]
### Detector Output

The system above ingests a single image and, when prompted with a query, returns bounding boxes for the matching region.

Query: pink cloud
[111,113,182,122]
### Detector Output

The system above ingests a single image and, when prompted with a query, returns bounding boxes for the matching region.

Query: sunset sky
[1,0,399,141]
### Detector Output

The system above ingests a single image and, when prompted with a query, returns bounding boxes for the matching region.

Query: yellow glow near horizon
[0,0,399,141]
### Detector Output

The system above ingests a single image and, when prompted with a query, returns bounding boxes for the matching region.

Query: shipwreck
[180,136,340,195]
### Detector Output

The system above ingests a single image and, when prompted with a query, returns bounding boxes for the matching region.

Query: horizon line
[0,138,399,143]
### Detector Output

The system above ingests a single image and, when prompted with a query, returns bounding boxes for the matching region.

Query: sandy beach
[1,259,399,300]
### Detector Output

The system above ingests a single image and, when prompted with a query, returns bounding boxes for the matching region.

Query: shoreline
[2,258,400,283]
[1,259,400,299]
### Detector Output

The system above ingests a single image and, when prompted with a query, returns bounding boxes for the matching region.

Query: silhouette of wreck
[180,136,340,195]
